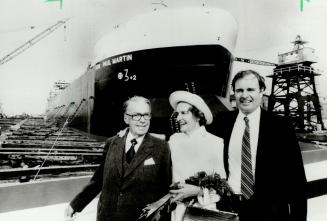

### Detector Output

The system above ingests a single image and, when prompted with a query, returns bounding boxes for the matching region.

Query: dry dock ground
[0,118,327,221]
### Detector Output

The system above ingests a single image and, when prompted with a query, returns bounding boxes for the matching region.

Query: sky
[0,0,327,115]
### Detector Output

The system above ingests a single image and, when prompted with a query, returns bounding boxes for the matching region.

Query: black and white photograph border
[0,0,327,221]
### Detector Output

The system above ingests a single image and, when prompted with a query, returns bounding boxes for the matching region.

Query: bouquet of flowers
[138,172,238,221]
[185,171,238,214]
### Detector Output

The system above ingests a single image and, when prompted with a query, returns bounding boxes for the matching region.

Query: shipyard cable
[32,118,70,181]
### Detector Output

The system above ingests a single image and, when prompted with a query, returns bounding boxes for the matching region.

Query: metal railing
[274,65,315,75]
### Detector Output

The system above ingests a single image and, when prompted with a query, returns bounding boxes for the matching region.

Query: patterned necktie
[241,116,254,199]
[126,138,137,164]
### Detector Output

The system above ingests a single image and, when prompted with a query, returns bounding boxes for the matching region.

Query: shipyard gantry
[268,36,324,131]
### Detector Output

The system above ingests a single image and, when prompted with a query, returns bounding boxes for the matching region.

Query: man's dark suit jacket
[214,109,307,221]
[70,133,172,221]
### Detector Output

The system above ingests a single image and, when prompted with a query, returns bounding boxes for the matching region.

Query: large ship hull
[46,7,238,137]
[47,45,234,136]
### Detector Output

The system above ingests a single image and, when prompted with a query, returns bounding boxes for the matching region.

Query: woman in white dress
[168,91,226,221]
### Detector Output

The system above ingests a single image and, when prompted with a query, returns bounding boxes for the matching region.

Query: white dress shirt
[228,107,261,194]
[125,132,145,153]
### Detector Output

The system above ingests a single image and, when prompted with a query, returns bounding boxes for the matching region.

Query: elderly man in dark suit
[215,70,307,221]
[64,96,171,221]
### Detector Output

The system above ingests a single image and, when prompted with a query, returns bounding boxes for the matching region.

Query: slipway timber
[0,118,104,183]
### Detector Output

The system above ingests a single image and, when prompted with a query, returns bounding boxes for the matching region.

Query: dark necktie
[126,138,137,164]
[241,116,254,199]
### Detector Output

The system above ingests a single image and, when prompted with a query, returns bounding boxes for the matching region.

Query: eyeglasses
[125,113,151,121]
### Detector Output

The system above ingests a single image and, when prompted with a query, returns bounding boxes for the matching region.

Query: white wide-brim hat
[169,91,213,125]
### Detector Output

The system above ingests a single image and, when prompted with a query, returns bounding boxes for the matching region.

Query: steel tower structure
[268,36,324,131]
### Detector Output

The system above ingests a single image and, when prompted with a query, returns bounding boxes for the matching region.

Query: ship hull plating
[47,45,233,137]
[46,7,238,137]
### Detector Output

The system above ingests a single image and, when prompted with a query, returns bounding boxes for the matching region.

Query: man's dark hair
[231,69,266,92]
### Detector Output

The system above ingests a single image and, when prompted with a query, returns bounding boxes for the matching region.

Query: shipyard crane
[0,18,69,65]
[234,57,277,66]
[0,19,275,68]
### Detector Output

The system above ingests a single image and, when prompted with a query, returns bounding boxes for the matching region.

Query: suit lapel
[255,109,268,181]
[224,111,238,178]
[224,109,267,183]
[110,135,126,178]
[123,133,154,179]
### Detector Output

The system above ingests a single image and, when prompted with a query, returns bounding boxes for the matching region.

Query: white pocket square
[144,157,155,165]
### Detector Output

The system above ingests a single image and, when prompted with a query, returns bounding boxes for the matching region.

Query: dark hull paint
[47,45,233,137]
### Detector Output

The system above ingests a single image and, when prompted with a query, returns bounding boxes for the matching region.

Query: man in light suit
[64,96,172,221]
[214,70,307,221]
